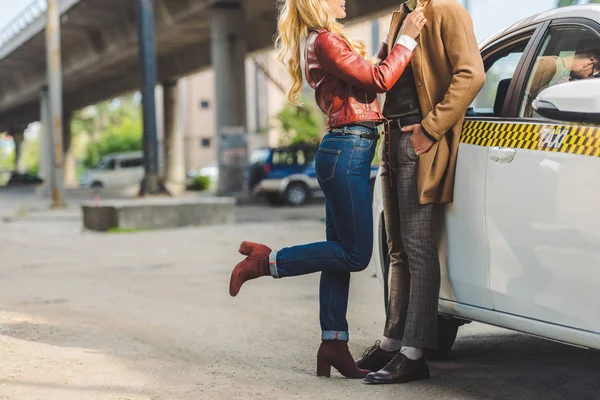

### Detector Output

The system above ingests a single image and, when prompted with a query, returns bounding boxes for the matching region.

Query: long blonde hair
[275,0,369,105]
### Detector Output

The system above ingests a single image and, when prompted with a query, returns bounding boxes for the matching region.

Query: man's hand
[401,124,434,156]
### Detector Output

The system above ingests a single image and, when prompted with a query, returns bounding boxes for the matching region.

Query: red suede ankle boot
[229,241,272,297]
[316,341,370,379]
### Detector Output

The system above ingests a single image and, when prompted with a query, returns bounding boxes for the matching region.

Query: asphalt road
[0,189,598,399]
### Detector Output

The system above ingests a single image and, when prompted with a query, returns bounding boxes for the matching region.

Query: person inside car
[524,40,600,117]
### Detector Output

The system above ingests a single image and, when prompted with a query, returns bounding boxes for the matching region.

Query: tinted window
[272,148,316,167]
[520,26,600,118]
[97,159,116,170]
[120,158,143,169]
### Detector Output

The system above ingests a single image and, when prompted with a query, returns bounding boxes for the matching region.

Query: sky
[0,0,560,43]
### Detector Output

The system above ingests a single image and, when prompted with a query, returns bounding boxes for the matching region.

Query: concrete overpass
[0,0,399,197]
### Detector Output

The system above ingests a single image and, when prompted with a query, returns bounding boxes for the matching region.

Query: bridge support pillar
[45,0,66,208]
[63,112,77,188]
[39,88,51,183]
[163,80,186,194]
[9,128,25,174]
[212,0,248,196]
[137,0,167,196]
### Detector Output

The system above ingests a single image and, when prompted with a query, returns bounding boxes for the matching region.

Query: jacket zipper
[365,92,371,113]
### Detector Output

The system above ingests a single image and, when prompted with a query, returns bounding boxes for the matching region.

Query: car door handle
[489,148,516,163]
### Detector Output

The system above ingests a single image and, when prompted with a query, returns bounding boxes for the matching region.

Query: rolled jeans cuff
[269,249,280,279]
[322,331,349,342]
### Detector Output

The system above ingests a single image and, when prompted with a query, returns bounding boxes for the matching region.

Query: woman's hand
[399,7,427,40]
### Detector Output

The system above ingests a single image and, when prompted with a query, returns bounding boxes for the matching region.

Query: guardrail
[0,0,47,50]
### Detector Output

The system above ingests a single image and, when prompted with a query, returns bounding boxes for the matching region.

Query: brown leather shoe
[364,352,430,384]
[317,341,370,379]
[355,341,399,372]
[229,241,271,297]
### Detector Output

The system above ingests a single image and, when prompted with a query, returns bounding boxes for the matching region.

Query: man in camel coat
[357,0,485,384]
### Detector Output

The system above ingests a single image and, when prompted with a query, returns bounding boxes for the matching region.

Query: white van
[79,151,144,189]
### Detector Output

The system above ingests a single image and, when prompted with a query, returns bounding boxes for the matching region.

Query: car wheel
[286,182,310,206]
[266,193,284,206]
[426,316,461,360]
[91,181,103,189]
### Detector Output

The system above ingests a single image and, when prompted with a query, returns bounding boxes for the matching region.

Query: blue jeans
[269,125,377,341]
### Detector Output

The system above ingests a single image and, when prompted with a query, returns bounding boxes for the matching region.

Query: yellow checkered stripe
[461,121,600,157]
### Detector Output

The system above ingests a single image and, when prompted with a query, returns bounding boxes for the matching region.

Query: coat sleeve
[421,2,486,140]
[315,32,412,94]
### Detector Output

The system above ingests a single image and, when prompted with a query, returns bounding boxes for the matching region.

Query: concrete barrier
[81,197,235,232]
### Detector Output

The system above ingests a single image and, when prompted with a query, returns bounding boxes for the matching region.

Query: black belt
[387,114,423,128]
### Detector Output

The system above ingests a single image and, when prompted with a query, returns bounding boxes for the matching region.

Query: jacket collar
[387,0,432,54]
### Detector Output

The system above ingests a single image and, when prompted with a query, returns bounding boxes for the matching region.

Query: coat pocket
[315,147,341,183]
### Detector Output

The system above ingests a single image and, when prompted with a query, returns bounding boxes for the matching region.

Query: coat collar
[387,0,432,55]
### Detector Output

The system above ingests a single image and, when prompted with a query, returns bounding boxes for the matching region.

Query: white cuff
[382,36,388,45]
[394,35,417,52]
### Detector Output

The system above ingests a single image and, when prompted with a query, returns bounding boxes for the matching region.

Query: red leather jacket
[305,29,413,129]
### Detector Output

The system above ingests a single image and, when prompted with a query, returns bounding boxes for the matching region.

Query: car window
[97,159,116,170]
[120,158,143,169]
[520,26,600,119]
[271,148,316,167]
[471,40,529,117]
[272,150,296,166]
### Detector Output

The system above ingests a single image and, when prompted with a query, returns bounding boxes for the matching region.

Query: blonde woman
[229,0,425,378]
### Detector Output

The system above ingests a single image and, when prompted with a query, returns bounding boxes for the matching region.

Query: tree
[557,0,600,6]
[76,94,143,169]
[275,97,324,146]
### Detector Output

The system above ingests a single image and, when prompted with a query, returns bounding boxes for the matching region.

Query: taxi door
[441,26,541,310]
[484,20,600,334]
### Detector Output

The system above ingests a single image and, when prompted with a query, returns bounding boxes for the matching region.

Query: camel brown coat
[386,0,485,204]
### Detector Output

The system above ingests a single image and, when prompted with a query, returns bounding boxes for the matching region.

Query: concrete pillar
[212,0,248,195]
[163,80,186,194]
[10,129,25,174]
[63,112,78,188]
[137,0,162,195]
[46,0,66,208]
[39,88,51,182]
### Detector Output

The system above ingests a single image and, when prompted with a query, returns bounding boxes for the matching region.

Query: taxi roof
[479,4,600,49]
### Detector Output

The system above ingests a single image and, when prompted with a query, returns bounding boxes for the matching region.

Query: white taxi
[370,4,600,356]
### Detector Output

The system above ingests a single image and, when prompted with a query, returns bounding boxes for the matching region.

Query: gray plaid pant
[380,125,442,350]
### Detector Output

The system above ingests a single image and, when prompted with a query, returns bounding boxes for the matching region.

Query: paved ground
[0,188,599,399]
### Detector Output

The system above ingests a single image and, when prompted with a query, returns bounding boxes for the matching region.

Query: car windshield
[250,149,270,164]
[96,159,115,171]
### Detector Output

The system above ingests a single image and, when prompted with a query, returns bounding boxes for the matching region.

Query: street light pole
[45,0,66,208]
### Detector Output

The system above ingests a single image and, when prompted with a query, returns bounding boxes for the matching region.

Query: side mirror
[532,79,600,124]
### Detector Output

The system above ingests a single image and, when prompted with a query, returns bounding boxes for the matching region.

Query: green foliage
[84,126,142,169]
[557,0,600,6]
[188,175,211,191]
[22,137,40,175]
[0,141,15,170]
[107,227,147,234]
[275,97,324,146]
[80,95,143,169]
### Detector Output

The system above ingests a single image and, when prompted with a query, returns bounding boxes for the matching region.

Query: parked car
[7,172,43,186]
[369,5,600,357]
[252,144,379,206]
[79,151,144,189]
